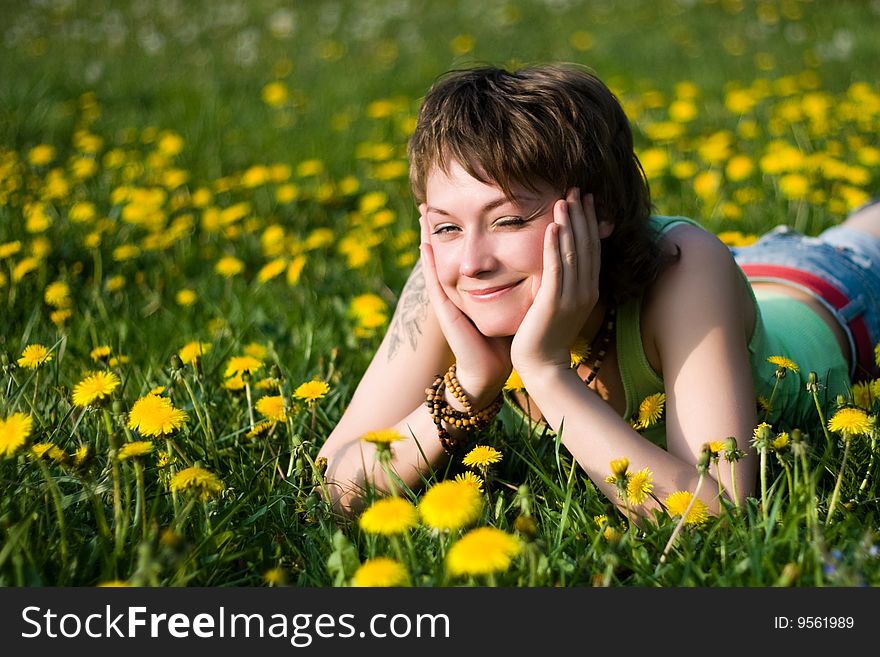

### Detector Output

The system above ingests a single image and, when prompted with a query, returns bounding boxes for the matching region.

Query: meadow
[0,0,878,587]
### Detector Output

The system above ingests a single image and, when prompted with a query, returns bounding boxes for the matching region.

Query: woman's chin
[470,315,522,338]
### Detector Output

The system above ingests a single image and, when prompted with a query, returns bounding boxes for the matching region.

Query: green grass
[0,0,878,586]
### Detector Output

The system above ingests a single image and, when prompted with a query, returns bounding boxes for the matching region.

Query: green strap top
[503,215,851,449]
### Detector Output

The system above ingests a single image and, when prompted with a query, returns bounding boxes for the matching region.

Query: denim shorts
[730,205,880,382]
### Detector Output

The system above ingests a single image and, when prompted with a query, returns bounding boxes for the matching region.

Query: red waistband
[740,263,875,380]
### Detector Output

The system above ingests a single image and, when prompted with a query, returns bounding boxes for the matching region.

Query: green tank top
[502,215,850,449]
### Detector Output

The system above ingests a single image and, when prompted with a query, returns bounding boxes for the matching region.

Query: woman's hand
[510,189,603,376]
[419,208,512,406]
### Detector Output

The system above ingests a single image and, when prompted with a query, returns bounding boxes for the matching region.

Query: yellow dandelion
[71,445,91,468]
[626,467,654,505]
[446,527,521,577]
[664,490,710,525]
[247,420,275,438]
[827,407,874,438]
[263,568,287,587]
[179,341,212,366]
[176,289,197,307]
[224,355,263,379]
[418,479,483,532]
[569,337,590,368]
[127,394,189,437]
[31,442,66,462]
[767,355,799,373]
[850,381,874,410]
[255,395,286,422]
[0,412,33,458]
[462,445,503,469]
[243,342,268,360]
[215,255,244,278]
[17,344,53,369]
[609,457,629,478]
[224,374,245,391]
[293,379,330,404]
[90,345,111,361]
[117,440,155,461]
[636,392,666,429]
[72,371,120,407]
[454,471,484,492]
[169,466,224,500]
[771,432,790,451]
[43,281,71,307]
[875,342,880,368]
[358,497,418,536]
[707,440,726,455]
[352,557,409,587]
[503,369,524,392]
[361,428,404,445]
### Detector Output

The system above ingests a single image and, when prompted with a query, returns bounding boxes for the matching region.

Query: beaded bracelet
[425,364,503,455]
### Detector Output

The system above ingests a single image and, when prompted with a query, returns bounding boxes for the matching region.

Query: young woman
[317,64,880,517]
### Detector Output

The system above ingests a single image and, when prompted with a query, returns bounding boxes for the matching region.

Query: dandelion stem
[858,433,876,494]
[760,446,768,523]
[729,458,740,511]
[825,434,851,525]
[181,375,218,468]
[133,460,147,539]
[245,382,255,430]
[103,409,124,554]
[35,458,68,567]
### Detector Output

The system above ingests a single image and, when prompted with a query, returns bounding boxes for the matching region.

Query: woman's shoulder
[640,219,755,363]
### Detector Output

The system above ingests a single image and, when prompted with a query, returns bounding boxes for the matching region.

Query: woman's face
[423,159,559,337]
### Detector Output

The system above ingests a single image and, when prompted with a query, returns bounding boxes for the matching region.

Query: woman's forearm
[517,365,734,515]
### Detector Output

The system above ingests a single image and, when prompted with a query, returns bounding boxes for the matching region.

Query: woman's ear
[598,219,614,239]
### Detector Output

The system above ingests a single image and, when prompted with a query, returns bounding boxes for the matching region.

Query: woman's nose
[459,232,497,278]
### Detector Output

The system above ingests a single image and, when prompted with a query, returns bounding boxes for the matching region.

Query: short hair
[408,63,676,304]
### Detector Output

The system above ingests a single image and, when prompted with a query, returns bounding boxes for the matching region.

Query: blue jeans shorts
[730,202,880,382]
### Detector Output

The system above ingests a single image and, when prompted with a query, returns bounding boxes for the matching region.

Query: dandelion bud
[806,371,819,394]
[513,515,538,540]
[835,394,846,408]
[112,399,125,415]
[724,436,738,454]
[697,443,712,474]
[609,457,629,477]
[270,364,282,380]
[751,422,774,450]
[314,456,328,477]
[170,353,183,371]
[790,428,803,444]
[516,483,532,516]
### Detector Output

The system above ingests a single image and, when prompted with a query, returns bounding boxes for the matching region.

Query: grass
[0,0,878,586]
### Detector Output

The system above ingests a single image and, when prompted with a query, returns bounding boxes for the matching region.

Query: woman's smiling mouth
[463,280,524,301]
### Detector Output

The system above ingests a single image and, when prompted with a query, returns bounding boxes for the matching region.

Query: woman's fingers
[554,196,578,298]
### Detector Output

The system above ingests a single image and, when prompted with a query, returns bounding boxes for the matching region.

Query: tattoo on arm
[387,260,428,361]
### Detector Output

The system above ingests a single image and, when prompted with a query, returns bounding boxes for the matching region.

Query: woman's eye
[432,224,459,235]
[497,216,527,227]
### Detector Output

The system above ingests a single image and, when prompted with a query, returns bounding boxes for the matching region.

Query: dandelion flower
[708,440,726,455]
[850,381,874,410]
[263,568,287,586]
[767,355,799,373]
[117,440,155,461]
[178,341,211,366]
[827,407,874,438]
[127,394,188,437]
[255,395,286,422]
[352,557,409,587]
[569,337,590,368]
[224,355,263,379]
[293,379,330,404]
[176,289,197,307]
[626,467,654,505]
[636,392,665,428]
[31,442,66,462]
[358,497,418,536]
[169,466,224,500]
[771,432,790,451]
[361,428,404,445]
[462,445,503,469]
[0,412,32,458]
[418,479,483,532]
[503,370,524,392]
[17,344,52,369]
[664,490,709,525]
[446,527,521,577]
[72,371,120,407]
[90,345,111,361]
[609,457,629,478]
[247,420,275,438]
[215,255,244,278]
[455,471,484,492]
[875,342,880,368]
[224,374,245,391]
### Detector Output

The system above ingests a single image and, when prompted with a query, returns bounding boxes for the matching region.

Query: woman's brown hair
[408,63,676,304]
